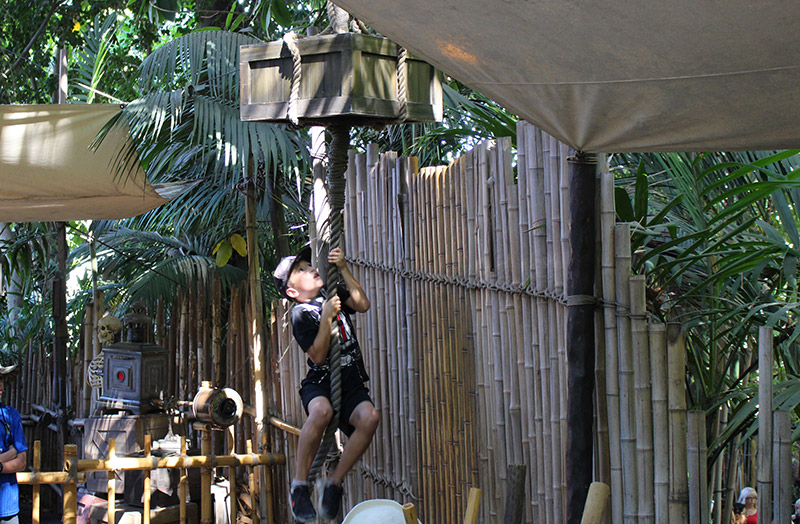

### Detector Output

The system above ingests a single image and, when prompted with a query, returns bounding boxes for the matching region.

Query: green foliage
[613,150,800,465]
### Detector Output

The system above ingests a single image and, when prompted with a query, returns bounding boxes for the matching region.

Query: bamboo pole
[108,438,116,524]
[614,223,637,524]
[757,325,773,524]
[227,425,237,523]
[188,284,197,395]
[630,275,654,523]
[404,503,419,524]
[688,411,708,524]
[82,303,92,418]
[247,439,258,524]
[63,444,78,524]
[156,296,165,349]
[180,437,187,524]
[179,288,188,400]
[580,482,611,524]
[667,324,689,522]
[212,273,222,386]
[200,425,212,524]
[531,130,553,524]
[168,294,179,398]
[144,434,152,524]
[774,410,791,524]
[245,182,270,524]
[464,487,482,524]
[544,135,563,524]
[649,323,669,524]
[33,440,41,524]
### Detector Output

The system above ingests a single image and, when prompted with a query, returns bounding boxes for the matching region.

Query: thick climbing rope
[283,1,410,483]
[307,124,351,483]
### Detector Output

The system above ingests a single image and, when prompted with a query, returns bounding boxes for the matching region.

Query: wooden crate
[240,33,442,124]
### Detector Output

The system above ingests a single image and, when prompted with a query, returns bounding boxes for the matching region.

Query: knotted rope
[281,32,301,127]
[307,124,351,483]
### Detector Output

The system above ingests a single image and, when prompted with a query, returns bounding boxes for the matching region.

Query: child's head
[737,487,757,508]
[273,246,322,302]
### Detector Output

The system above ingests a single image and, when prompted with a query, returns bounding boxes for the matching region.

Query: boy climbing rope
[274,245,379,522]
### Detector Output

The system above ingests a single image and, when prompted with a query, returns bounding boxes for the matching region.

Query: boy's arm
[305,296,341,365]
[329,248,370,312]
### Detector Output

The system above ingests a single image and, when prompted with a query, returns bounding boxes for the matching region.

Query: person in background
[790,497,800,522]
[0,365,27,524]
[736,487,758,524]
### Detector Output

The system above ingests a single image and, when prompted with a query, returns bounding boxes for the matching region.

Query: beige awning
[0,104,184,222]
[336,0,800,152]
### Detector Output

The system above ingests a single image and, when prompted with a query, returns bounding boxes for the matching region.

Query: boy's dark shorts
[299,380,373,437]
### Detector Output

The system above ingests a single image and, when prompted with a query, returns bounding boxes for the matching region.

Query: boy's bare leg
[329,401,379,483]
[294,396,333,482]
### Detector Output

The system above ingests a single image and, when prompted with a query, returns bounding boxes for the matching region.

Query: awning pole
[565,151,597,522]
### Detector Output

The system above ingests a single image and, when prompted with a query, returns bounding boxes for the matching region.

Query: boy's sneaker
[290,483,316,522]
[319,480,344,520]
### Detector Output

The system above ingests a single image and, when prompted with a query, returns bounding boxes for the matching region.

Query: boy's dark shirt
[291,287,369,388]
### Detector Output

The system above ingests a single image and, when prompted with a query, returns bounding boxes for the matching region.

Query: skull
[97,315,123,345]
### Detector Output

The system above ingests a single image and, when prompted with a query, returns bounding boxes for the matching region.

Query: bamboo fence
[271,122,726,523]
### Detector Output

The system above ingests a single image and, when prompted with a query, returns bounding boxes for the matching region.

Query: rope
[328,1,350,34]
[281,32,301,127]
[308,124,352,483]
[396,47,409,123]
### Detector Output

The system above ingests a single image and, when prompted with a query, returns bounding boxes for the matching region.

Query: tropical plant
[613,149,800,517]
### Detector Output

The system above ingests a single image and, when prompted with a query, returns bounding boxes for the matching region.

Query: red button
[117,371,125,381]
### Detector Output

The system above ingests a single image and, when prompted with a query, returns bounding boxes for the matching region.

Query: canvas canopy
[0,104,185,222]
[336,0,800,152]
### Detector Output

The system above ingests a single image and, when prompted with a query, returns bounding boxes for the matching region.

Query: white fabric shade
[336,0,800,152]
[0,104,183,222]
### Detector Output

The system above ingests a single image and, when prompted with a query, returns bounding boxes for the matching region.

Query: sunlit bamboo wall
[275,122,698,524]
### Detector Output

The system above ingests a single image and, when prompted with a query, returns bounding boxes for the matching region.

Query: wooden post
[758,326,773,524]
[108,438,116,524]
[63,444,78,524]
[565,151,597,523]
[144,434,152,524]
[33,440,41,524]
[504,464,526,524]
